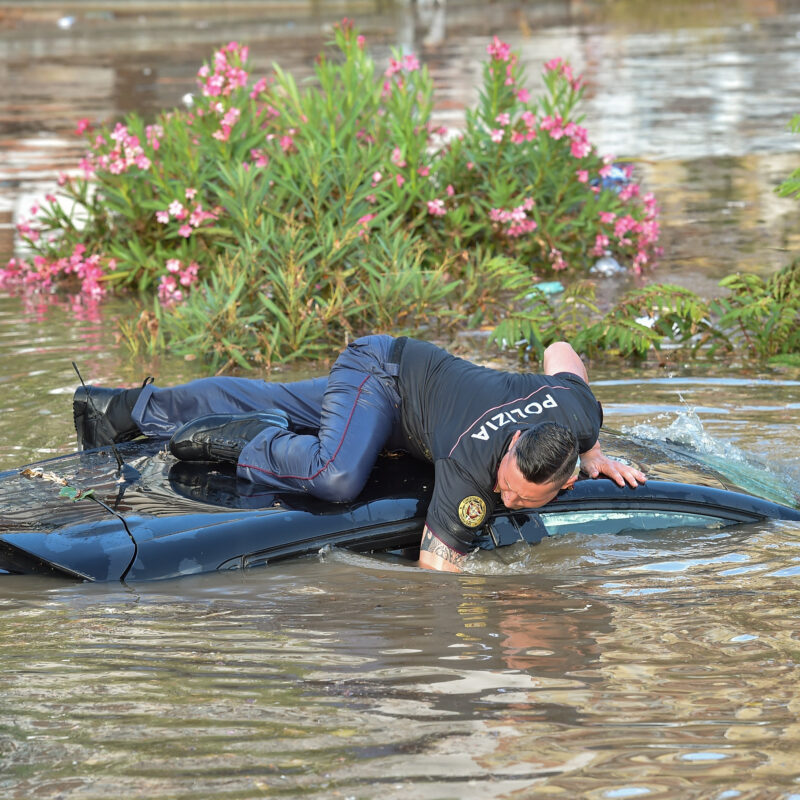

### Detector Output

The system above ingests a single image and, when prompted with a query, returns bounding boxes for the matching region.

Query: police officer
[74,336,645,572]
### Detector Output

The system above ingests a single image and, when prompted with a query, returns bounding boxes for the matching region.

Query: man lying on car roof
[74,336,645,572]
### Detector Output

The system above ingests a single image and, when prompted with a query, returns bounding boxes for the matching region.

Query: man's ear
[560,474,579,491]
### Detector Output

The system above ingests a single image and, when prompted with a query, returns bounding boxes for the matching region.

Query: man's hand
[418,526,467,572]
[580,441,646,487]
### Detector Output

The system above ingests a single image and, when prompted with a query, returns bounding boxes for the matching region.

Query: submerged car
[1,430,798,582]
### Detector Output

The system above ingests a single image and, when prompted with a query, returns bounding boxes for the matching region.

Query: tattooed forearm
[418,526,466,572]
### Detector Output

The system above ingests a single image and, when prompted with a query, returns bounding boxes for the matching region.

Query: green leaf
[59,485,95,502]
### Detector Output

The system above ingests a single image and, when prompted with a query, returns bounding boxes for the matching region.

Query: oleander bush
[6,20,798,368]
[2,21,661,368]
[492,112,800,365]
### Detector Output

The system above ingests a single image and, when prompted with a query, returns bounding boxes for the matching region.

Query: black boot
[169,410,290,464]
[73,379,152,450]
[168,461,239,506]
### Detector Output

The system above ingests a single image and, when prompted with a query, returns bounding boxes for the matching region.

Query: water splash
[623,407,800,507]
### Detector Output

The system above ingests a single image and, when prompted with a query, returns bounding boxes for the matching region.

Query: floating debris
[533,280,565,295]
[591,254,625,276]
[20,467,94,501]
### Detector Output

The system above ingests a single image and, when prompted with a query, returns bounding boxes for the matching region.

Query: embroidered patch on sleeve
[458,495,487,528]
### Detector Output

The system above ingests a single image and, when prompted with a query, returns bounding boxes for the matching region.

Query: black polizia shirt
[395,338,602,552]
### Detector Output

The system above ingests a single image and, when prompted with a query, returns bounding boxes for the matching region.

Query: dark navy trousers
[131,335,403,502]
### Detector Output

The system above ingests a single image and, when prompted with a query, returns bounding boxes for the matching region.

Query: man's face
[495,431,575,510]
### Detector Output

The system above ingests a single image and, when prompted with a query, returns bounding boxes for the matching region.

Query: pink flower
[166,259,182,273]
[385,58,402,78]
[418,165,430,177]
[511,131,524,145]
[222,107,241,128]
[75,118,92,135]
[156,210,170,224]
[403,53,420,72]
[391,148,406,167]
[178,224,192,238]
[355,129,374,145]
[506,218,537,237]
[490,129,504,143]
[549,248,567,271]
[516,88,530,103]
[145,124,162,150]
[185,187,198,200]
[540,115,565,140]
[576,170,589,183]
[544,57,563,73]
[357,35,366,49]
[357,213,376,237]
[570,140,590,159]
[487,36,511,62]
[446,185,455,197]
[591,234,609,256]
[168,200,185,218]
[632,251,649,274]
[495,113,510,126]
[427,198,446,216]
[213,126,231,142]
[396,174,405,187]
[180,261,199,287]
[599,211,616,224]
[250,77,267,98]
[158,275,183,305]
[189,205,208,227]
[372,171,382,187]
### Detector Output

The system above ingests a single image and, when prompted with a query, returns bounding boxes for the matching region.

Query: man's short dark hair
[513,422,578,487]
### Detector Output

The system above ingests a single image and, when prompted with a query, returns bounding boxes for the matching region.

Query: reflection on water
[2,339,800,798]
[2,520,800,798]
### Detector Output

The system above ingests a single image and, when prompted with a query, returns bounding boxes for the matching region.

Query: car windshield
[538,509,727,537]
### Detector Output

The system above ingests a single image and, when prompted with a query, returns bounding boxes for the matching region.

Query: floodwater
[2,2,800,798]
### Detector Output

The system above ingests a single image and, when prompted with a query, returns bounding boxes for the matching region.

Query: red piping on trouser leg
[238,375,371,481]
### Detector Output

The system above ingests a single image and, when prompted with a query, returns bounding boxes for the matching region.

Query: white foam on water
[623,405,800,507]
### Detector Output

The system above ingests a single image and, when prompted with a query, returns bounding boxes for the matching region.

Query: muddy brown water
[2,3,800,798]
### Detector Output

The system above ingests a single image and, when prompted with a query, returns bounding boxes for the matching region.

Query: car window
[537,509,727,537]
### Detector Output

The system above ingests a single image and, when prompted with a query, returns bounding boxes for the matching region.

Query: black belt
[389,335,407,366]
